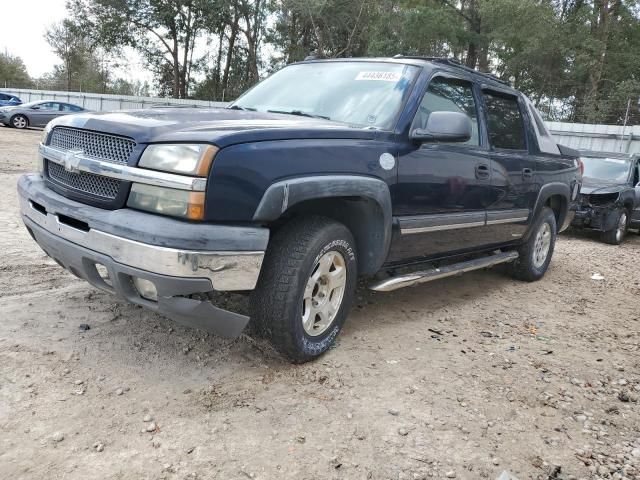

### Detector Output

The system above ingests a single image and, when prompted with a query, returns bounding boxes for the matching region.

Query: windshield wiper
[227,105,256,111]
[267,109,330,120]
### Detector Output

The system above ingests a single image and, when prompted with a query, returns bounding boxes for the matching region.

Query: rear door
[482,89,537,242]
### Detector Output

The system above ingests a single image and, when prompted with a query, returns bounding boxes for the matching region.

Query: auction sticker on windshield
[355,71,403,82]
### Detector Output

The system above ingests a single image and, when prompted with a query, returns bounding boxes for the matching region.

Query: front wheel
[11,114,28,129]
[250,216,358,363]
[600,209,628,245]
[508,206,557,282]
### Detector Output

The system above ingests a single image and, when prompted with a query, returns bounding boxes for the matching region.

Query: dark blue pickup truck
[18,57,581,362]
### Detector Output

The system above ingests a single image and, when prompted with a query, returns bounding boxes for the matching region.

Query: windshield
[232,62,419,129]
[581,156,631,183]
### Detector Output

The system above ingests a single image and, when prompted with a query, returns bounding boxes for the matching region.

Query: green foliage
[15,0,639,124]
[0,53,32,88]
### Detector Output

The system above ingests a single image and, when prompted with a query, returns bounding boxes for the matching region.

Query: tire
[11,114,28,129]
[508,206,557,282]
[250,216,358,363]
[600,209,628,245]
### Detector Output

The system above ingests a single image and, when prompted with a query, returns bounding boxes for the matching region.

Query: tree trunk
[222,12,240,100]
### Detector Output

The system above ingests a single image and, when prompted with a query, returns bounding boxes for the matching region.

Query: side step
[369,251,519,292]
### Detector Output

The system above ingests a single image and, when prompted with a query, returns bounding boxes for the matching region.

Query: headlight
[127,183,206,220]
[138,144,218,176]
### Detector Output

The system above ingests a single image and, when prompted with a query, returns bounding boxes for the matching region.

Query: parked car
[571,150,640,244]
[17,57,581,362]
[0,101,86,129]
[0,92,22,107]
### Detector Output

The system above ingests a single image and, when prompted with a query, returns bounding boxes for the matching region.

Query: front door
[29,102,61,127]
[389,74,493,263]
[481,89,537,242]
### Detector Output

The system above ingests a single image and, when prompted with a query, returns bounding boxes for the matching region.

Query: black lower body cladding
[17,174,269,338]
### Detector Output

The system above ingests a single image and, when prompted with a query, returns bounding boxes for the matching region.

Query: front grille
[49,127,135,165]
[48,161,120,199]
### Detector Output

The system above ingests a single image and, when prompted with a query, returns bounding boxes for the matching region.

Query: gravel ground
[0,125,639,480]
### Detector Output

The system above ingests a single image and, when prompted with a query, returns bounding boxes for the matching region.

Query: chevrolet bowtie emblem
[63,149,83,173]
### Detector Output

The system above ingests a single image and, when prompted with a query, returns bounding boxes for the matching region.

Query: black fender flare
[530,182,571,236]
[253,175,392,274]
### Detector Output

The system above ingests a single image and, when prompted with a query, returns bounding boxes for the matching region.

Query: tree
[45,20,88,91]
[269,0,376,65]
[0,53,32,88]
[69,0,211,98]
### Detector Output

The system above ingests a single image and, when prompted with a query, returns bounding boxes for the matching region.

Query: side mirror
[410,111,472,143]
[31,106,40,110]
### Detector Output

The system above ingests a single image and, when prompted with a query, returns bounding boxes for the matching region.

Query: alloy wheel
[615,212,627,243]
[533,222,552,269]
[301,250,347,336]
[12,116,27,129]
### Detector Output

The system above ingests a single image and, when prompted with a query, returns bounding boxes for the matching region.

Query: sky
[1,0,151,83]
[1,0,69,78]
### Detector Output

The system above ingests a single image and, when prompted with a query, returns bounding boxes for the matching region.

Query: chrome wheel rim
[616,213,627,242]
[13,116,26,128]
[302,250,347,337]
[533,222,552,269]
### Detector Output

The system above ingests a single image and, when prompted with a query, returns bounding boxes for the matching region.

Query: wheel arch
[253,176,392,275]
[529,183,570,238]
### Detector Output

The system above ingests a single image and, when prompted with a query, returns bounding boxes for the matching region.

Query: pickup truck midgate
[18,56,581,362]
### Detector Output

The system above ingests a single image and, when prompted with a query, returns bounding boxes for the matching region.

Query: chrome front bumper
[21,195,264,290]
[17,174,269,337]
[19,174,267,291]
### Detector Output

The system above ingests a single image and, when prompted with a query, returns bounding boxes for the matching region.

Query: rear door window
[483,91,527,150]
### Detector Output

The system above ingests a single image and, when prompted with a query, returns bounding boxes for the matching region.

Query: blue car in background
[0,93,22,107]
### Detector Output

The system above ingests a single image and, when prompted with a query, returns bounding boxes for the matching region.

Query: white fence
[0,88,228,111]
[2,88,639,154]
[546,122,639,154]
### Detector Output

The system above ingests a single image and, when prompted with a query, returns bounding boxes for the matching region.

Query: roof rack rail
[392,55,510,86]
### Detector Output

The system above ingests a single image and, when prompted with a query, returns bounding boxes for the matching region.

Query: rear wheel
[11,114,28,129]
[250,216,357,363]
[508,206,557,282]
[601,209,628,245]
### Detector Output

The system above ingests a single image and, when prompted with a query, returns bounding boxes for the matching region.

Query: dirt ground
[0,126,639,480]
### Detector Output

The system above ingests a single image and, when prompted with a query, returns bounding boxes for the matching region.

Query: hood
[580,177,629,195]
[48,108,379,147]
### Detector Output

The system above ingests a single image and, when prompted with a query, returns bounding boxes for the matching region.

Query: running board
[369,251,519,292]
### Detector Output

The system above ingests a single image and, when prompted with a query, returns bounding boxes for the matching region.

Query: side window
[483,91,527,150]
[634,162,640,185]
[70,105,83,112]
[413,76,479,145]
[40,102,56,110]
[0,94,8,100]
[60,104,73,111]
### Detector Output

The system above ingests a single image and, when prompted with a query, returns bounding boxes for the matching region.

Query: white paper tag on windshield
[355,71,402,82]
